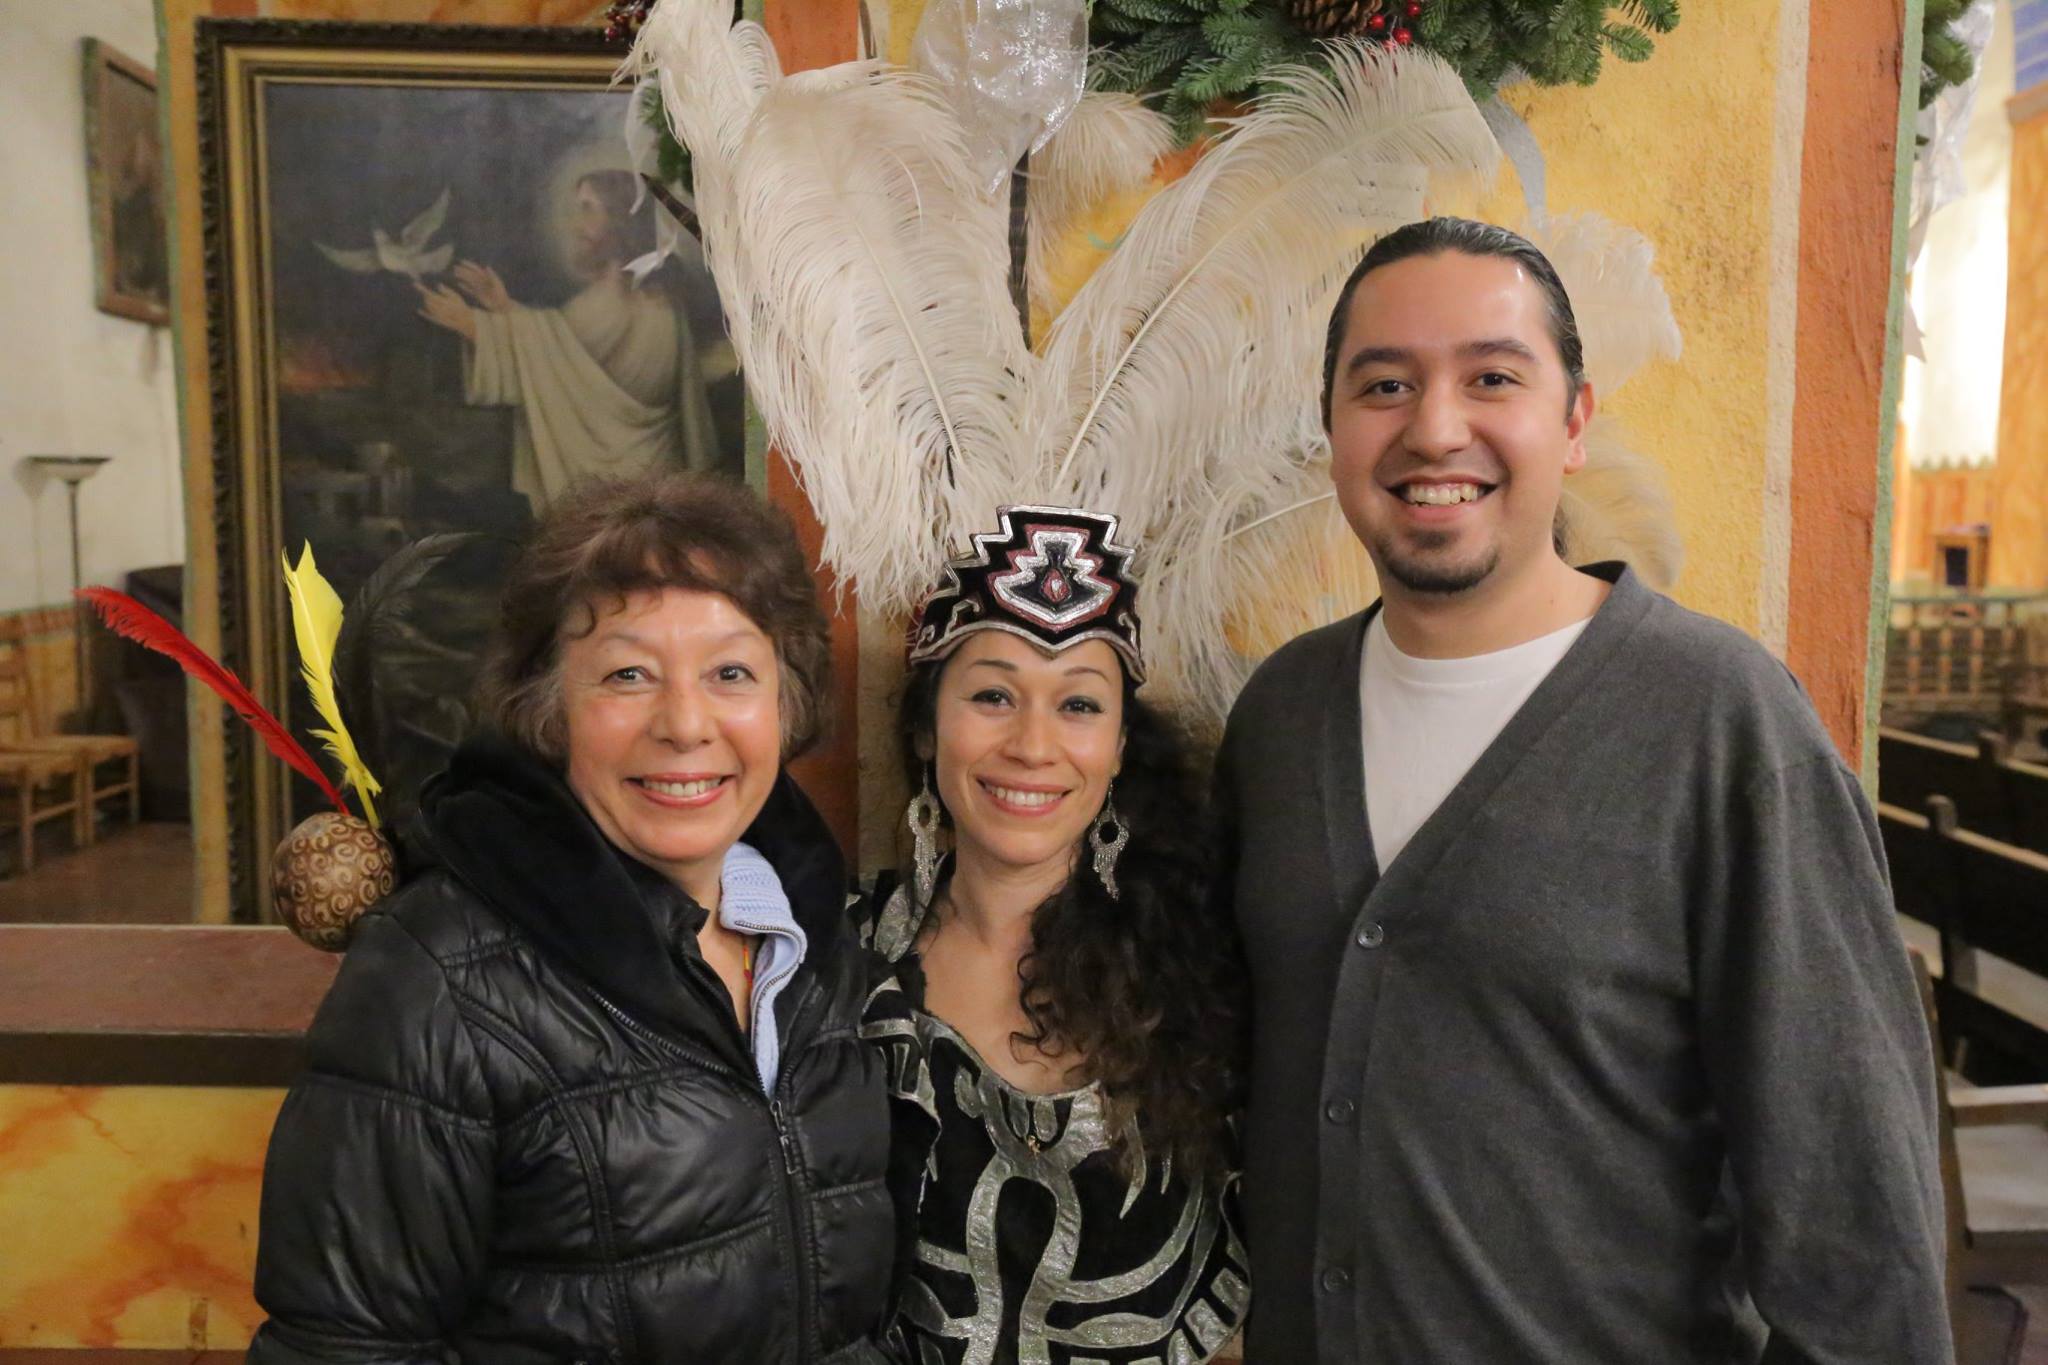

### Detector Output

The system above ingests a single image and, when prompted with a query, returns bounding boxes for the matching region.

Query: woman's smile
[975,777,1072,817]
[631,772,734,807]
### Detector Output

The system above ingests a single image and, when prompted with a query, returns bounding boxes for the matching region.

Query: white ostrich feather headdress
[627,2,1684,721]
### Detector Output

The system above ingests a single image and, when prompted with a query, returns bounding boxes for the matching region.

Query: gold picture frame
[195,19,761,917]
[84,38,171,325]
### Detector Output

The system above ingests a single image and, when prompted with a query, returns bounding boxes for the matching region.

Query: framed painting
[197,20,756,916]
[84,38,171,325]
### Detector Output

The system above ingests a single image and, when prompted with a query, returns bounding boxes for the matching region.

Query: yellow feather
[282,544,383,828]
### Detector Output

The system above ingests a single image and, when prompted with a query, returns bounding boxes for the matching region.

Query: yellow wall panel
[1992,106,2048,591]
[0,1085,283,1350]
[1481,0,1785,635]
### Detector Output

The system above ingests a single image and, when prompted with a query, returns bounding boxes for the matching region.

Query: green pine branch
[1920,0,1982,109]
[1617,0,1678,34]
[638,84,692,192]
[1089,0,1686,137]
[1098,0,1206,27]
[1096,3,1158,34]
[1602,21,1655,64]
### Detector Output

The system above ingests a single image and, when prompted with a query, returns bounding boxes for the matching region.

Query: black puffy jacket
[247,737,896,1364]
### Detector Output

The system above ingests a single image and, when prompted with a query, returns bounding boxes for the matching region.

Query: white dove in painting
[314,187,455,279]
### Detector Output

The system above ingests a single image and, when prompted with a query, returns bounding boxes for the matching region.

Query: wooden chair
[1882,795,2048,1356]
[0,614,139,840]
[1909,950,2048,1363]
[0,747,85,876]
[0,625,90,873]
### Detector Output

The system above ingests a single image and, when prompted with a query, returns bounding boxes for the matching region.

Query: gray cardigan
[1215,564,1949,1364]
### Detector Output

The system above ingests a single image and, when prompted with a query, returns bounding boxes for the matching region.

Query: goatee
[1374,531,1500,595]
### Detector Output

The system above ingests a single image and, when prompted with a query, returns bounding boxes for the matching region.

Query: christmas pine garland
[606,0,1688,161]
[1089,0,1681,142]
[1920,0,1979,110]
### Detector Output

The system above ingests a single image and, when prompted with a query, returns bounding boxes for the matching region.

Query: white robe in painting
[466,272,722,507]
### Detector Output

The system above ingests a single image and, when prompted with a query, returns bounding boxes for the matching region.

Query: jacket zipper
[769,973,823,1362]
[587,983,823,1362]
[769,1094,818,1356]
[587,989,745,1081]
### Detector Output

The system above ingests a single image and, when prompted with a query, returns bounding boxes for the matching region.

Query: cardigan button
[1325,1098,1355,1124]
[1355,921,1385,949]
[1320,1265,1352,1293]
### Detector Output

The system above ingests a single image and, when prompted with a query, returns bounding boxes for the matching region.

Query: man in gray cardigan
[1215,218,1949,1363]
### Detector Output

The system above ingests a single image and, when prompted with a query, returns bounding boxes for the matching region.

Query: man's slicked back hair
[1320,217,1586,428]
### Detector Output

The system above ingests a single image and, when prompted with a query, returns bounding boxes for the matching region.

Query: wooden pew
[1908,950,2048,1348]
[1884,794,2048,1341]
[1879,727,2048,856]
[1880,797,2048,1083]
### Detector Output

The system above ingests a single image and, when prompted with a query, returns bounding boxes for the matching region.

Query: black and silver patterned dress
[861,885,1250,1365]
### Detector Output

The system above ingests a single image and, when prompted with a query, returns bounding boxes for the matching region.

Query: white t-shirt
[1360,611,1592,871]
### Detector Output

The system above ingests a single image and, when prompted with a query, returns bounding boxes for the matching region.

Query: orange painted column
[1786,0,1908,765]
[1990,101,2048,590]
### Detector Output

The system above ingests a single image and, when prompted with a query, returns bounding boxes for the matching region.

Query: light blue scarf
[718,841,807,1093]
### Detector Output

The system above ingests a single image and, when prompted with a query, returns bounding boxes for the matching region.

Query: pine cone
[1286,0,1384,38]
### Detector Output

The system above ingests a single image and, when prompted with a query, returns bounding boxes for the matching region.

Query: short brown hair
[482,472,832,762]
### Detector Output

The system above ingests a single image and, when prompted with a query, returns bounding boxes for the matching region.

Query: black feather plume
[333,533,478,788]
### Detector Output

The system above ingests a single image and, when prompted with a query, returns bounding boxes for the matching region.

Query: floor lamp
[28,455,112,728]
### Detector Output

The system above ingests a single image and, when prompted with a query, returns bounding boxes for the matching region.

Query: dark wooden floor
[0,822,194,924]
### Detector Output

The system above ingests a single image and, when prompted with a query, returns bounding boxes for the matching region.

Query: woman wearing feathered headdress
[862,507,1249,1363]
[614,14,1510,1357]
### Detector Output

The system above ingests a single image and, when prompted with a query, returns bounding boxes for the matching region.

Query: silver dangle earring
[1090,786,1130,901]
[907,769,943,907]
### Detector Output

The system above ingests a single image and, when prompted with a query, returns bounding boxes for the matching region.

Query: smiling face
[560,586,782,904]
[928,632,1125,889]
[1326,250,1594,599]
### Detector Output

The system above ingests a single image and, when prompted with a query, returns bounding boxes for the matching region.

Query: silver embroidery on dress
[867,885,1248,1365]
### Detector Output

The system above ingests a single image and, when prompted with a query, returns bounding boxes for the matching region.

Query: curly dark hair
[482,472,832,764]
[898,662,1248,1180]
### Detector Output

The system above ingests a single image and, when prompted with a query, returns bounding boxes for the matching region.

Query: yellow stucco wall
[1482,0,1785,634]
[1897,460,1997,588]
[0,1085,283,1349]
[1991,104,2048,591]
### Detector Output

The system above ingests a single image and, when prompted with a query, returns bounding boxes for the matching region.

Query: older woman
[863,507,1250,1364]
[248,474,896,1363]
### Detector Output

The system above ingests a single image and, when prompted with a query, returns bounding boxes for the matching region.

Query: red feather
[76,587,351,817]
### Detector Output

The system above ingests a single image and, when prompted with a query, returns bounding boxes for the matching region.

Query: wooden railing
[1884,593,2048,739]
